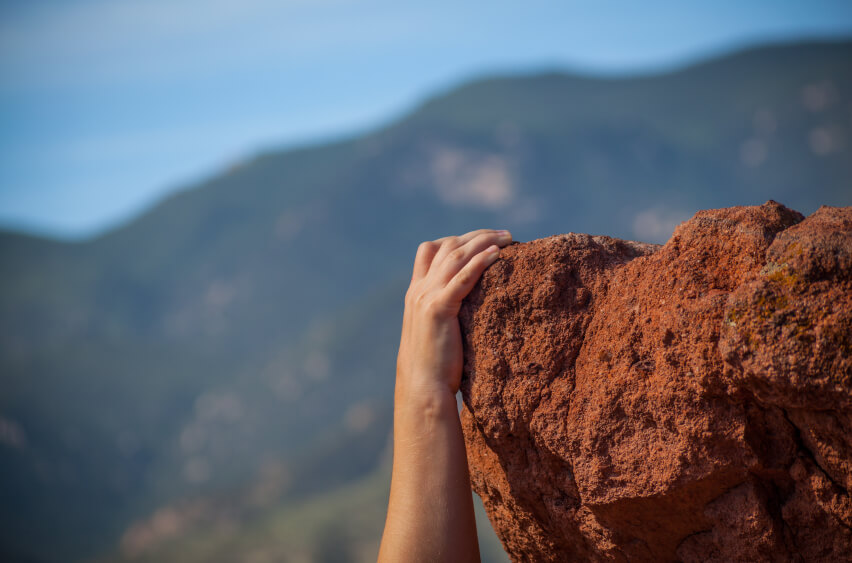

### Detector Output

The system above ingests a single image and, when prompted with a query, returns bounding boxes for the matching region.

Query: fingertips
[465,230,512,261]
[495,230,512,246]
[456,229,513,249]
[458,228,501,243]
[468,230,511,253]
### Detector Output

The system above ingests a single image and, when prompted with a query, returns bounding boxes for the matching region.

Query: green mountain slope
[0,39,851,562]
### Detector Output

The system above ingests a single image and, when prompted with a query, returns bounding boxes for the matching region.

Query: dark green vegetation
[1,39,851,562]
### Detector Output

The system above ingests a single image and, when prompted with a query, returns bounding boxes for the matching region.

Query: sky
[1,0,851,239]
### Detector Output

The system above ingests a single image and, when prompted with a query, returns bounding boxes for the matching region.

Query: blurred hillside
[1,39,851,562]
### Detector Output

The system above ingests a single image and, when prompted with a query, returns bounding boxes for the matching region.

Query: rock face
[459,201,852,562]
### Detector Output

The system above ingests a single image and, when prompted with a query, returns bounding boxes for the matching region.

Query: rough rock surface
[459,201,852,562]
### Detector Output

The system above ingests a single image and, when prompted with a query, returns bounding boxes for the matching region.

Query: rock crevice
[460,201,852,562]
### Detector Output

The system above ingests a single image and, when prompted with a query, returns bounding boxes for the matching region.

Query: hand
[396,229,513,399]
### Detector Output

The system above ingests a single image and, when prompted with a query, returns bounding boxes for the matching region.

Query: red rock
[459,201,852,562]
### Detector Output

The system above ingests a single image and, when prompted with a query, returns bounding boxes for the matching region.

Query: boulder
[459,201,852,562]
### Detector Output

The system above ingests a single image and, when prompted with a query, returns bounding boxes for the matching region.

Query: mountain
[1,39,851,562]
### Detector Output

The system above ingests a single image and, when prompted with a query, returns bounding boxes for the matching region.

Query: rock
[459,201,852,562]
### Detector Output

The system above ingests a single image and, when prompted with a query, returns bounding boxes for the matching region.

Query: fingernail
[487,244,499,254]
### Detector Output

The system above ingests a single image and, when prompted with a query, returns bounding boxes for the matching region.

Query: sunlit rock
[460,201,852,562]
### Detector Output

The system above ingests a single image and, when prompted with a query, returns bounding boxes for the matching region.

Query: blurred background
[1,1,851,561]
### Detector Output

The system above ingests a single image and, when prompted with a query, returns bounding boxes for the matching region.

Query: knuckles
[455,271,473,287]
[417,240,437,255]
[447,247,466,263]
[440,236,459,250]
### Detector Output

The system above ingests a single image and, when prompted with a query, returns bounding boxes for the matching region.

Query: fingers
[436,230,512,283]
[411,240,440,280]
[431,229,502,265]
[443,245,501,304]
[411,229,505,281]
[456,228,503,246]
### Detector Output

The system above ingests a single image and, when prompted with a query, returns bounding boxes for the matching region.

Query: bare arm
[378,229,513,563]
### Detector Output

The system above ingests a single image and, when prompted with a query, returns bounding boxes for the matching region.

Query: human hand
[396,229,513,401]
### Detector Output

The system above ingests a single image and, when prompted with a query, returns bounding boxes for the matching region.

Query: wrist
[394,376,458,417]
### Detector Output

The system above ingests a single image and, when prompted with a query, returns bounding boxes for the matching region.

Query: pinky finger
[443,245,500,304]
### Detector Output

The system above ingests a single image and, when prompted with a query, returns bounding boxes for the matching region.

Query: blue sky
[1,0,851,239]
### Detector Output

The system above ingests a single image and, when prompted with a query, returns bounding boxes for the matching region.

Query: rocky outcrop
[459,201,852,562]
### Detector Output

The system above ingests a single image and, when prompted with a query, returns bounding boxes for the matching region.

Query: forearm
[379,229,510,562]
[378,380,480,562]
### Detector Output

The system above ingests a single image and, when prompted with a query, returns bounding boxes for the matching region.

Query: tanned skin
[378,229,513,563]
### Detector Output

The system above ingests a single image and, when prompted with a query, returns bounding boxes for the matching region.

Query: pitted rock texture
[459,202,852,562]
